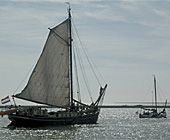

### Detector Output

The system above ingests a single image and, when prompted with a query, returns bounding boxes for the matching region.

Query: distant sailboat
[139,75,167,118]
[6,6,107,127]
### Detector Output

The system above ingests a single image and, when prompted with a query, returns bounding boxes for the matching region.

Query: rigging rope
[73,45,81,102]
[12,64,35,96]
[157,83,167,100]
[72,19,102,87]
[141,77,167,106]
[72,34,94,103]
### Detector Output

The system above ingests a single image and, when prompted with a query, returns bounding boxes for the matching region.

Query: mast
[68,5,73,106]
[154,75,157,112]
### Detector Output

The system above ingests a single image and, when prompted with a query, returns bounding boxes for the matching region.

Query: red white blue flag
[1,96,10,104]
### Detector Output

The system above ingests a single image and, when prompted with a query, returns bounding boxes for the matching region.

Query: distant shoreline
[0,105,169,109]
[100,105,170,108]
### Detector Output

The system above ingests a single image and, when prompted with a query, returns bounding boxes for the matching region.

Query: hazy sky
[0,0,170,105]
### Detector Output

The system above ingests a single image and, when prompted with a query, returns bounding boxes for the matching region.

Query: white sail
[15,19,70,107]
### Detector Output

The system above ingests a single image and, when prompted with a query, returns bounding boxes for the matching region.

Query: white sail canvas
[15,19,70,107]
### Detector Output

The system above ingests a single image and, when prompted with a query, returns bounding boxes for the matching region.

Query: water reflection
[1,109,170,139]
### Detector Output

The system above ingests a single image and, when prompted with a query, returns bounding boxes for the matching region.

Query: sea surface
[0,108,170,140]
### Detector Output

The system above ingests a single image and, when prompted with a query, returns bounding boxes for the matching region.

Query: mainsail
[14,19,70,107]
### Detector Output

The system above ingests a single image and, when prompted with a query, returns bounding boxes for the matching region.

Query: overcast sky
[0,0,170,105]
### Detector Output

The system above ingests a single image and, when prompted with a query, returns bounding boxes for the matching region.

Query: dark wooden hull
[8,112,99,127]
[72,112,99,124]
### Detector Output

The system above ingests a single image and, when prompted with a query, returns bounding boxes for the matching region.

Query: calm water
[0,108,170,140]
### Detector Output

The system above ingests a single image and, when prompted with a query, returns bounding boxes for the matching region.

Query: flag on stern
[1,96,10,104]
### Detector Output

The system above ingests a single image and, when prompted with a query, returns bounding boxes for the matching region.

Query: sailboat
[139,75,167,118]
[6,7,107,127]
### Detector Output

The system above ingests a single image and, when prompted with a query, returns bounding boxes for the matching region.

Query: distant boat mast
[153,75,157,112]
